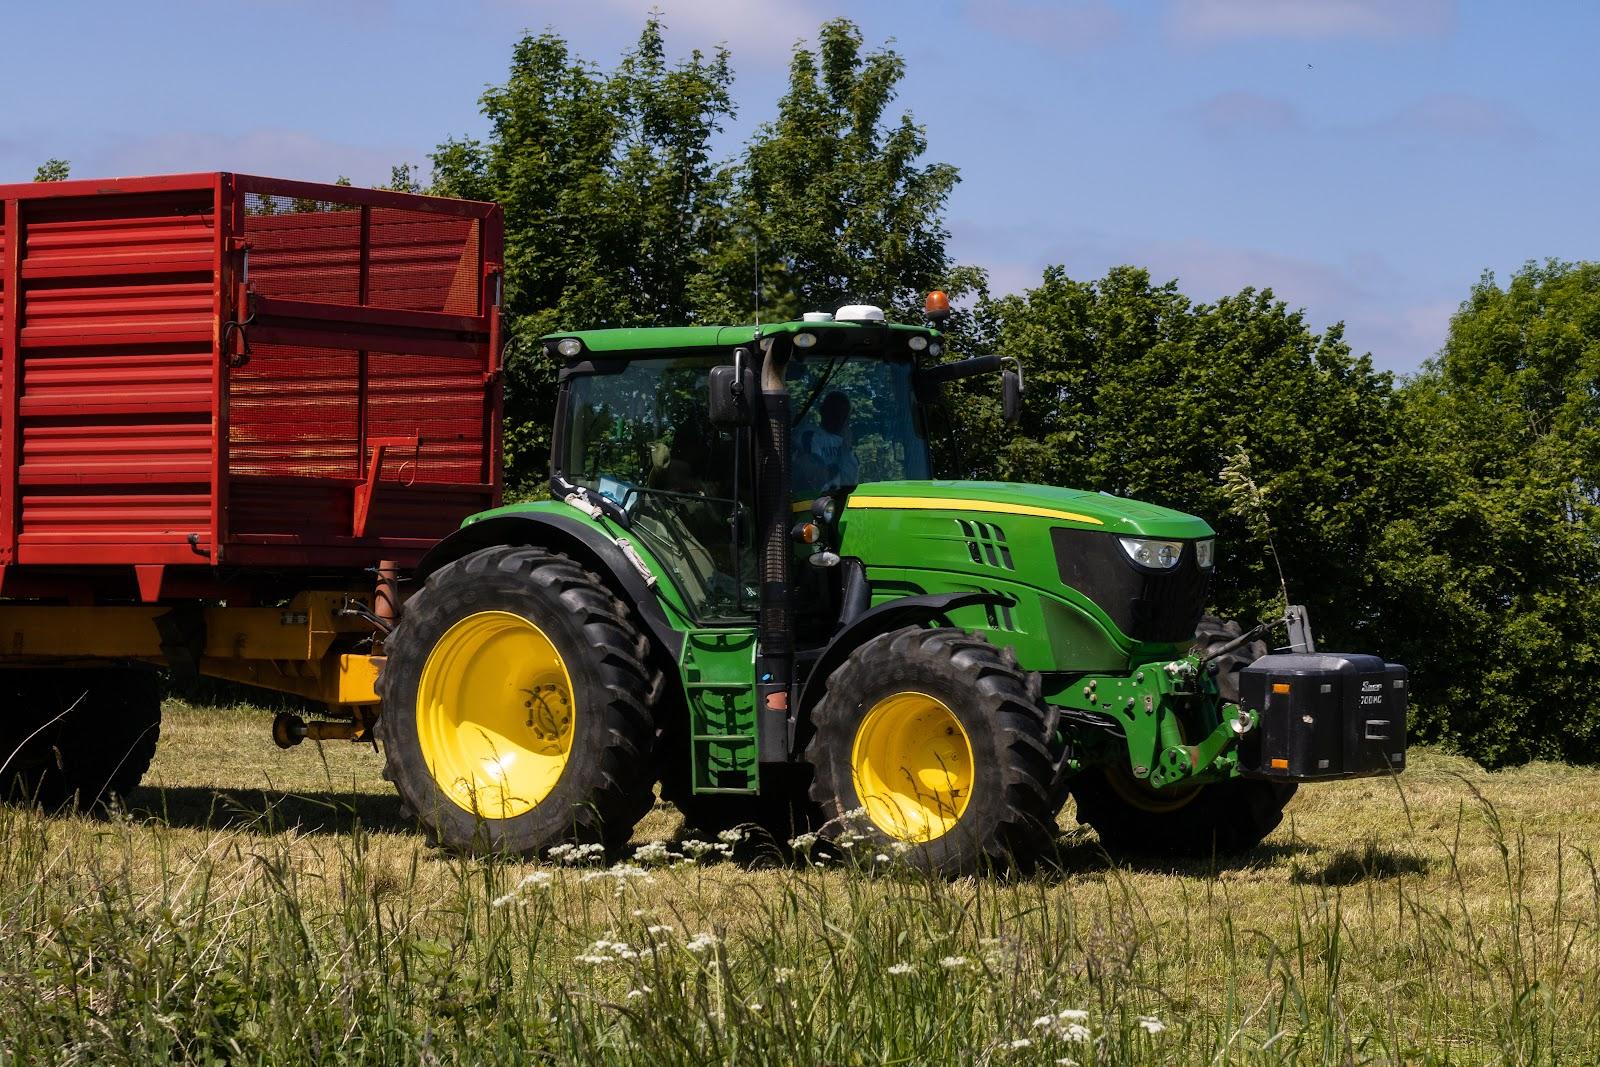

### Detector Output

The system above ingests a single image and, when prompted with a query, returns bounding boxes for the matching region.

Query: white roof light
[802,311,834,322]
[835,304,885,323]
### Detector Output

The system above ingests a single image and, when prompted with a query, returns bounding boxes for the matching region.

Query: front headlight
[1118,537,1183,570]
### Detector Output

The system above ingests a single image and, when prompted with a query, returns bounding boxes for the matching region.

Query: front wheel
[806,627,1060,875]
[376,546,659,855]
[1068,770,1295,858]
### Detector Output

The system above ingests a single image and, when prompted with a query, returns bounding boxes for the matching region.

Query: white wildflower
[1137,1015,1166,1035]
[774,967,794,984]
[842,805,868,820]
[747,1002,763,1012]
[1057,1009,1089,1023]
[890,840,912,855]
[788,832,819,850]
[626,989,646,1000]
[886,962,915,976]
[1032,1016,1056,1029]
[717,828,745,845]
[1062,1023,1091,1042]
[684,932,719,954]
[939,955,969,969]
[574,954,613,965]
[874,853,890,863]
[1055,1060,1079,1066]
[633,841,675,865]
[682,838,717,859]
[491,869,554,907]
[1007,1038,1033,1049]
[645,924,676,937]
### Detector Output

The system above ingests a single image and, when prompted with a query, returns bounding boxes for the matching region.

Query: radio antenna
[753,229,761,326]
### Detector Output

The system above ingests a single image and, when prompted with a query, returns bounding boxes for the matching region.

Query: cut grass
[2,700,1598,1064]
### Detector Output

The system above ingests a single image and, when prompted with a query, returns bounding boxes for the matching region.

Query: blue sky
[3,0,1595,374]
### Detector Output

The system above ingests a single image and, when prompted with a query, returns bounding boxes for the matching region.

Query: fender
[414,512,684,659]
[793,590,1010,742]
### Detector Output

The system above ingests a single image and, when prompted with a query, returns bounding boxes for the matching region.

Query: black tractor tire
[1068,771,1296,859]
[375,545,659,855]
[0,667,161,810]
[1194,614,1267,703]
[806,627,1060,876]
[1068,616,1295,859]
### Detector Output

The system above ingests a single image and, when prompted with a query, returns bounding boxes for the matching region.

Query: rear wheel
[0,667,161,810]
[376,546,658,855]
[806,627,1059,875]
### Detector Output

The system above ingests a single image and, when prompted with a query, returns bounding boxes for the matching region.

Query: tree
[708,19,974,324]
[1370,262,1600,764]
[33,159,69,182]
[945,265,1401,646]
[430,17,735,487]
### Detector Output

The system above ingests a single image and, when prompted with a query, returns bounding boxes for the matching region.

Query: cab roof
[542,318,939,358]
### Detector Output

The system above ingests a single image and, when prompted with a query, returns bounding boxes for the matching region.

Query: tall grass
[2,728,1599,1063]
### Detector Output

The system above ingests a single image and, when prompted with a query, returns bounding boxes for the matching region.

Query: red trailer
[0,174,503,805]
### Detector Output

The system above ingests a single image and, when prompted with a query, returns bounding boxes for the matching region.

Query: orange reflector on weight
[1272,683,1292,694]
[1270,758,1289,769]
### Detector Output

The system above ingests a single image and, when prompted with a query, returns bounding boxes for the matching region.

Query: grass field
[3,701,1598,1065]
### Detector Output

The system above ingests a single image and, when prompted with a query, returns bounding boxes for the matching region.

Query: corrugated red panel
[0,173,502,581]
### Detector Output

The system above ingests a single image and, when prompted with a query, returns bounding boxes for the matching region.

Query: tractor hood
[841,480,1214,540]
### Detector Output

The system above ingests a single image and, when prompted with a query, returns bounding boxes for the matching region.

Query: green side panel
[679,628,760,795]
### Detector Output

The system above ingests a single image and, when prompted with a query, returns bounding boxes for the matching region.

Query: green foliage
[32,158,69,182]
[430,17,973,489]
[1370,262,1600,764]
[698,19,972,326]
[430,17,736,486]
[946,265,1399,645]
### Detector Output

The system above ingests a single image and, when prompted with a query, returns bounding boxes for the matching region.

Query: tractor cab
[545,307,978,635]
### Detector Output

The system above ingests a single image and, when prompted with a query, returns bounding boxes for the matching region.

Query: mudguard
[414,512,684,659]
[793,590,1010,737]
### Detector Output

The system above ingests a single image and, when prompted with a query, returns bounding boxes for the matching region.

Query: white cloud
[1370,93,1536,147]
[495,0,824,60]
[1169,0,1455,41]
[970,0,1125,51]
[1185,91,1301,137]
[81,128,419,187]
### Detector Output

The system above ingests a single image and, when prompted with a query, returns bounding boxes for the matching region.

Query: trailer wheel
[1068,617,1295,858]
[806,627,1059,876]
[0,668,161,810]
[376,546,658,855]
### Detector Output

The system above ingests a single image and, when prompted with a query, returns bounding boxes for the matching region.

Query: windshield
[788,354,932,499]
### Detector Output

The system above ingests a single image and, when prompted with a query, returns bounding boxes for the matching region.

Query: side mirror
[709,350,755,426]
[1002,365,1023,424]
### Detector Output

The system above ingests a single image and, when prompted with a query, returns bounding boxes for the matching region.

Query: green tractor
[375,301,1408,874]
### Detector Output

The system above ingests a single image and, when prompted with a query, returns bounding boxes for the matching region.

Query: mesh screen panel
[229,344,361,478]
[367,351,487,484]
[242,193,481,314]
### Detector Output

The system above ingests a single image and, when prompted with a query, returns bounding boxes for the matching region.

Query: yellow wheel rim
[417,610,575,819]
[850,691,974,842]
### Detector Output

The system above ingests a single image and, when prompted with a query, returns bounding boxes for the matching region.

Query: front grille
[1050,528,1209,643]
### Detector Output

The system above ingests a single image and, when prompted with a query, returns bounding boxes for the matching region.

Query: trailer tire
[806,627,1059,876]
[0,668,161,810]
[376,545,658,855]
